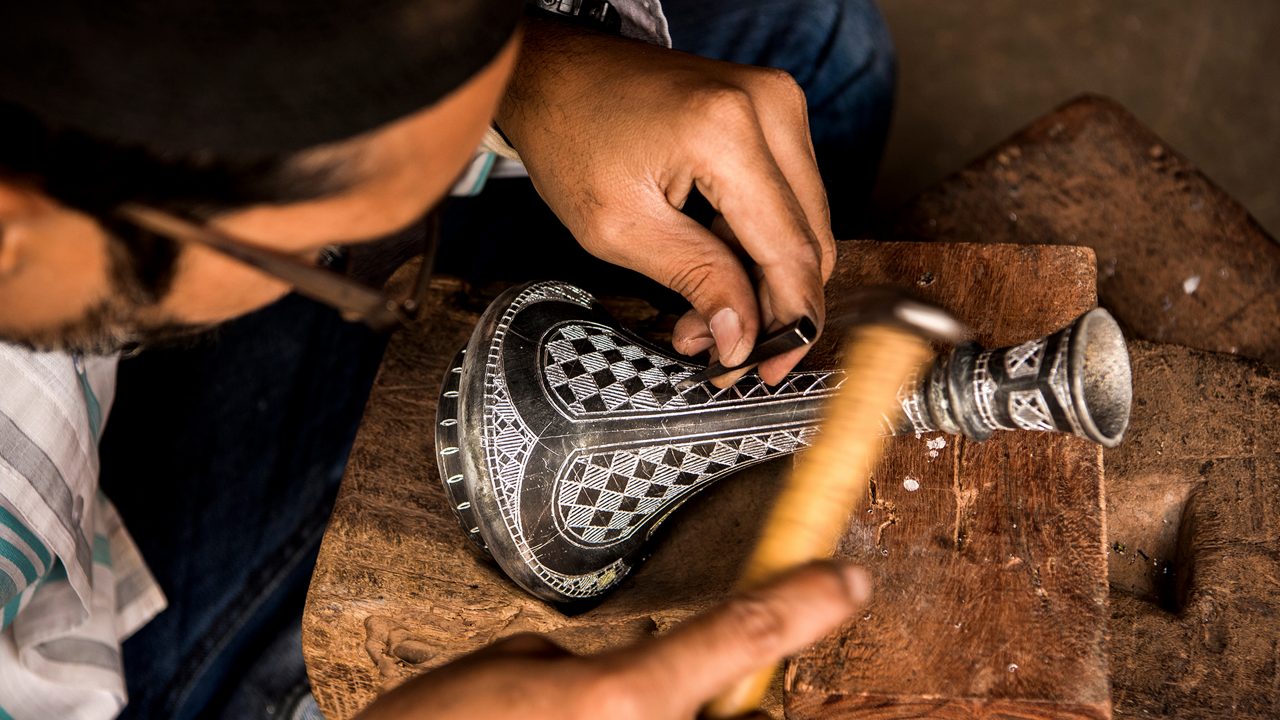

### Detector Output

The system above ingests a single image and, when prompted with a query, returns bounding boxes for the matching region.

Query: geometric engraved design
[898,367,936,435]
[556,428,817,547]
[1008,389,1056,431]
[455,280,1126,603]
[1047,327,1085,438]
[1004,338,1046,379]
[972,352,1005,432]
[483,283,631,599]
[473,282,847,601]
[542,322,844,417]
[543,323,693,413]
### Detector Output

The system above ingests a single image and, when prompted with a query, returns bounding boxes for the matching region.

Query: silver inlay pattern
[555,428,818,547]
[1008,389,1055,431]
[482,283,632,598]
[1004,338,1046,379]
[542,322,844,418]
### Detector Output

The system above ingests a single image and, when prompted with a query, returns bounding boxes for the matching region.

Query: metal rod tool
[676,316,819,390]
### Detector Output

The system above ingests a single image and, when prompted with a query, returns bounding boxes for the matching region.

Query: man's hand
[355,562,869,720]
[497,19,836,385]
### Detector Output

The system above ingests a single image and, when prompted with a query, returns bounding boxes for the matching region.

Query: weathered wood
[891,94,1280,366]
[787,437,1108,719]
[890,93,1280,719]
[787,244,1109,720]
[1104,343,1280,719]
[302,241,1106,719]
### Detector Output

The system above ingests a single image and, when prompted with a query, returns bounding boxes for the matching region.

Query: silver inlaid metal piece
[434,281,1132,605]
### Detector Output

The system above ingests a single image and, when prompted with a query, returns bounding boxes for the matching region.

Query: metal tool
[676,288,968,391]
[675,316,820,390]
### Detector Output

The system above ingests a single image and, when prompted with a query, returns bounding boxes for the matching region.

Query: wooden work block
[892,94,1280,367]
[786,243,1109,719]
[890,93,1280,720]
[788,438,1107,719]
[1104,343,1280,719]
[301,240,1107,719]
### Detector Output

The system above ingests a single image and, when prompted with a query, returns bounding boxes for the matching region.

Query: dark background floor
[872,0,1279,238]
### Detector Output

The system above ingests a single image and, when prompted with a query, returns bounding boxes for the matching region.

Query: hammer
[703,288,964,718]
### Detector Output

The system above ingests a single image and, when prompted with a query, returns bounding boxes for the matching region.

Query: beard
[7,298,212,355]
[5,224,211,354]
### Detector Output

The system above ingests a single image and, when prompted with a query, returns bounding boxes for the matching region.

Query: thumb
[613,561,870,715]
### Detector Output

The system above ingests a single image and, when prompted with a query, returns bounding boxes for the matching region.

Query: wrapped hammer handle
[703,324,934,718]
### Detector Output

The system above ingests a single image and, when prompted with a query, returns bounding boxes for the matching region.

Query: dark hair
[0,99,355,219]
[0,99,359,317]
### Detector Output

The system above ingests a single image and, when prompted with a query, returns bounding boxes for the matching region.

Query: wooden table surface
[304,95,1280,718]
[302,240,1109,720]
[891,95,1280,719]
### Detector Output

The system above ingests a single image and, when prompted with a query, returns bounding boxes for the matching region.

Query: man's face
[0,33,520,352]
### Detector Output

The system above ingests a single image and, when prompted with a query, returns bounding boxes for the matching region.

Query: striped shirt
[0,346,165,720]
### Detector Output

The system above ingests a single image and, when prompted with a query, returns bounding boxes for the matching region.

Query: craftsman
[0,1,894,718]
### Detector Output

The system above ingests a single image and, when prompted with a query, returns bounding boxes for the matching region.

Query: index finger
[746,68,836,283]
[614,562,870,715]
[694,117,825,310]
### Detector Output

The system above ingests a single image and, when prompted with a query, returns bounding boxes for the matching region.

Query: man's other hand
[497,20,837,387]
[355,562,870,720]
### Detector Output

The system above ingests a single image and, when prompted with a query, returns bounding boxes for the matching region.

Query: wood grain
[785,243,1108,720]
[302,240,1106,720]
[1104,343,1280,719]
[889,93,1280,720]
[891,94,1280,366]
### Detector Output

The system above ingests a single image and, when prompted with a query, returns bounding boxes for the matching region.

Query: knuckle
[664,258,718,305]
[820,233,837,267]
[756,67,808,115]
[820,243,837,281]
[577,215,626,259]
[720,592,790,653]
[807,239,828,273]
[582,667,649,720]
[691,85,755,127]
[783,239,824,285]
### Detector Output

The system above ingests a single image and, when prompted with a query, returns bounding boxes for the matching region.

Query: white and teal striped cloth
[0,346,165,720]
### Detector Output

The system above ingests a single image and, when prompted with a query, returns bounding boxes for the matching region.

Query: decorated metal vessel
[435,281,1132,604]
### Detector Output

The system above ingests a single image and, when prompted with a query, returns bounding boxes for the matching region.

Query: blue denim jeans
[665,0,896,237]
[99,295,387,720]
[99,3,894,718]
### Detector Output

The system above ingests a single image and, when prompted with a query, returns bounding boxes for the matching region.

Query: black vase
[435,281,1131,605]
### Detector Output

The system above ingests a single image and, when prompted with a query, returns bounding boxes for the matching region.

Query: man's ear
[0,177,50,211]
[0,181,35,275]
[0,180,82,277]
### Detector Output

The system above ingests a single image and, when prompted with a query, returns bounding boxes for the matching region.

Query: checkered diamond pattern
[557,428,817,546]
[544,324,691,413]
[475,282,844,600]
[542,323,845,416]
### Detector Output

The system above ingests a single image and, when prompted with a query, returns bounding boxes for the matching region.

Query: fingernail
[710,307,748,366]
[840,564,872,605]
[677,334,715,356]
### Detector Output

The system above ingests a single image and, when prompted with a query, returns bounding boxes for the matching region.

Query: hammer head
[830,286,967,345]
